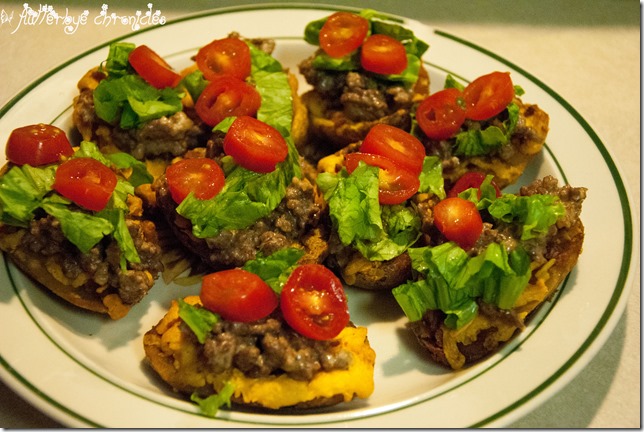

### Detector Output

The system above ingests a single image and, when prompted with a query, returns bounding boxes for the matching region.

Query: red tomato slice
[462,71,514,121]
[319,12,370,58]
[433,197,483,250]
[360,124,425,176]
[280,264,349,340]
[128,45,182,89]
[196,37,251,82]
[415,88,467,141]
[200,268,278,323]
[165,157,225,204]
[448,171,502,199]
[360,34,408,75]
[195,77,261,127]
[6,123,74,166]
[223,116,288,173]
[53,158,117,212]
[345,152,420,205]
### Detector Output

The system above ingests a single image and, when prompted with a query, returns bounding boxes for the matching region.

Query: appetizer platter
[0,5,636,428]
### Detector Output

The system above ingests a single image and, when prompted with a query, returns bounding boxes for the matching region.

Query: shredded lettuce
[93,74,183,129]
[487,194,565,240]
[417,156,446,199]
[177,298,220,344]
[453,102,520,156]
[190,382,234,418]
[0,164,56,226]
[242,247,305,294]
[392,242,532,329]
[176,301,233,417]
[317,163,383,247]
[101,42,135,77]
[457,175,566,241]
[180,69,209,103]
[93,42,184,129]
[317,158,443,262]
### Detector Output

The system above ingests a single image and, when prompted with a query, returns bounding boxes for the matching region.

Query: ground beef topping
[18,211,162,305]
[196,312,352,381]
[298,56,416,122]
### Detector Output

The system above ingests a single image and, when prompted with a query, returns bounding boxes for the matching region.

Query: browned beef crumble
[154,159,324,270]
[13,212,163,305]
[298,56,417,123]
[189,312,351,381]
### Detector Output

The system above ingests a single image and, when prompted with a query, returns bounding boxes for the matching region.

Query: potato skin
[0,217,160,320]
[143,296,376,410]
[408,178,586,369]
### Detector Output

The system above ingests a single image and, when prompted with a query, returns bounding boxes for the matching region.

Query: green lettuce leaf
[180,69,209,103]
[177,298,220,344]
[487,193,565,240]
[40,199,115,254]
[317,161,429,262]
[242,248,305,294]
[190,382,234,417]
[0,164,56,226]
[101,42,135,77]
[453,102,520,156]
[392,242,532,329]
[317,163,383,246]
[417,156,446,199]
[93,41,184,129]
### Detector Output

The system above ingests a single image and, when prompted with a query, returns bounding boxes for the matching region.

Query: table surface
[0,0,639,428]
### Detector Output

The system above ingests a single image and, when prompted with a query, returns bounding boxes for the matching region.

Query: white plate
[0,5,637,428]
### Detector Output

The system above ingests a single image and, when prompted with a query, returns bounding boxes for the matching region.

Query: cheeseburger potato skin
[143,296,376,410]
[407,177,586,369]
[0,201,163,320]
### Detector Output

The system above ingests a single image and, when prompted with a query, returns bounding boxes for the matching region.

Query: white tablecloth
[0,0,639,428]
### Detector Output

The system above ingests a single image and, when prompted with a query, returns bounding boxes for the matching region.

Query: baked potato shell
[409,182,586,370]
[0,221,157,320]
[143,296,376,410]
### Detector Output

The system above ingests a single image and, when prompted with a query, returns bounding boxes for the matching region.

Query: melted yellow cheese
[442,261,554,369]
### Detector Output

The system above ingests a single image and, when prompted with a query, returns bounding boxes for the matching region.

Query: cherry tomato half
[345,152,420,205]
[360,124,425,176]
[280,264,349,340]
[195,77,261,127]
[223,116,288,173]
[433,197,483,250]
[360,34,408,75]
[165,157,225,204]
[200,268,278,323]
[447,171,502,199]
[319,12,370,58]
[415,88,467,141]
[53,158,117,212]
[6,123,74,166]
[462,71,514,121]
[128,45,182,89]
[196,37,251,82]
